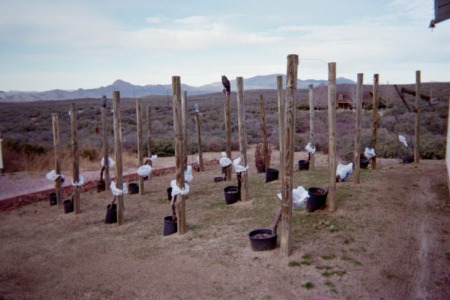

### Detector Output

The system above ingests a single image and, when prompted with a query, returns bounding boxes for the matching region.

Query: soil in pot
[307,187,328,212]
[63,199,74,214]
[105,204,117,224]
[265,168,279,183]
[163,216,177,236]
[298,160,310,171]
[128,183,139,194]
[224,186,240,205]
[49,192,57,206]
[248,229,277,251]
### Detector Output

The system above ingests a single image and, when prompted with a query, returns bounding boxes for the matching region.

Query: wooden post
[113,91,125,225]
[172,76,186,234]
[308,84,315,171]
[277,76,285,177]
[136,98,144,195]
[259,95,270,169]
[224,91,232,181]
[280,54,298,257]
[327,62,337,212]
[371,74,379,170]
[415,70,421,165]
[236,77,249,201]
[354,73,364,184]
[70,104,81,214]
[194,110,205,171]
[146,106,152,167]
[101,107,110,191]
[52,113,63,205]
[182,91,188,169]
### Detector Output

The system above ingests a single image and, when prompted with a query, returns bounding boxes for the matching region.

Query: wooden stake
[70,104,81,214]
[113,91,124,225]
[280,54,298,257]
[224,92,232,181]
[259,95,270,169]
[194,110,204,171]
[327,62,337,212]
[101,107,110,191]
[354,73,364,184]
[136,98,144,195]
[308,84,315,171]
[182,91,188,169]
[146,106,152,167]
[415,70,421,165]
[52,113,63,205]
[172,76,186,234]
[371,74,379,170]
[236,77,249,201]
[277,76,285,177]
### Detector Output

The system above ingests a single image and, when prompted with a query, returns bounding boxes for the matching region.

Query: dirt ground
[0,152,449,300]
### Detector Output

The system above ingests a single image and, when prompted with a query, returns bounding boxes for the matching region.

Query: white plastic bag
[46,170,64,181]
[100,157,116,168]
[364,147,376,159]
[219,152,232,167]
[233,157,249,173]
[170,179,190,196]
[145,155,157,163]
[277,186,309,208]
[305,142,316,154]
[184,165,193,183]
[71,175,84,187]
[110,181,128,196]
[399,135,408,148]
[336,162,353,181]
[137,165,152,177]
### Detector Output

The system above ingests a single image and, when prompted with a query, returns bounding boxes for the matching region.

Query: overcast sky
[0,0,448,92]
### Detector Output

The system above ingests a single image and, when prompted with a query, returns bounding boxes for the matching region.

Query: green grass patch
[301,281,315,289]
[288,260,301,267]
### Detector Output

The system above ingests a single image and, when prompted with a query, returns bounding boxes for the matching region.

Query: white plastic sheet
[336,162,353,181]
[277,186,309,208]
[399,135,408,148]
[71,175,84,187]
[364,147,376,159]
[137,165,152,177]
[170,179,190,197]
[184,165,193,183]
[219,152,232,167]
[145,155,157,163]
[305,142,316,154]
[46,170,64,181]
[100,157,116,168]
[110,181,129,196]
[233,157,249,173]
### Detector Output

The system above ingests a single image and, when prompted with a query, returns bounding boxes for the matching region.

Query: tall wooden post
[280,54,298,257]
[308,84,315,170]
[327,62,337,212]
[354,73,364,184]
[52,113,63,205]
[371,74,379,170]
[194,110,204,171]
[136,98,144,195]
[182,91,188,169]
[224,91,232,181]
[236,77,249,201]
[172,76,186,234]
[113,91,125,225]
[70,104,81,214]
[277,76,285,177]
[415,70,421,165]
[101,107,110,191]
[146,106,152,167]
[259,95,270,169]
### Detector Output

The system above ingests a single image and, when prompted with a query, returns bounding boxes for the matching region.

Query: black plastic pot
[214,176,225,183]
[265,168,279,183]
[298,160,310,171]
[360,158,370,169]
[248,229,277,251]
[97,180,105,193]
[224,186,240,205]
[306,187,328,212]
[128,183,139,194]
[402,155,414,164]
[49,192,57,206]
[105,204,117,224]
[163,216,177,236]
[167,187,172,201]
[63,199,74,214]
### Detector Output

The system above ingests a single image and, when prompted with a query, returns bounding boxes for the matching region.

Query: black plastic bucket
[167,187,172,201]
[63,199,74,214]
[105,204,117,224]
[360,158,370,169]
[298,160,310,171]
[214,176,225,183]
[97,180,105,193]
[163,216,177,236]
[128,183,139,194]
[248,229,277,251]
[224,186,240,205]
[265,168,279,183]
[402,155,414,164]
[49,192,57,206]
[306,187,328,212]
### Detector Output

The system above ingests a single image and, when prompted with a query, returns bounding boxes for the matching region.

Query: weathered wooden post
[259,95,270,169]
[277,76,285,177]
[136,98,144,195]
[308,84,315,170]
[328,62,337,212]
[182,91,188,169]
[194,105,204,171]
[101,107,110,190]
[354,73,364,184]
[113,91,125,225]
[172,76,186,234]
[224,86,232,181]
[236,77,249,201]
[146,106,152,167]
[280,54,298,257]
[371,74,379,170]
[52,113,63,205]
[70,104,81,214]
[415,70,421,165]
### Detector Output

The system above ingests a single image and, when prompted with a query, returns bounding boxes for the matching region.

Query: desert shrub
[152,138,175,157]
[419,133,446,159]
[80,148,99,162]
[203,136,224,152]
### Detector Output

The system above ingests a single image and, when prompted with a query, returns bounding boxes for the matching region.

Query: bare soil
[0,152,449,300]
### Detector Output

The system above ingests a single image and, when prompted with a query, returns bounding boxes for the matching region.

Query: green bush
[152,138,175,157]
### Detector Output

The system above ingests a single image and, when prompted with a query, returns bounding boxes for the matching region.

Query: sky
[0,0,449,92]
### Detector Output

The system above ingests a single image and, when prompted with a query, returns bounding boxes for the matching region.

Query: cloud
[146,17,162,24]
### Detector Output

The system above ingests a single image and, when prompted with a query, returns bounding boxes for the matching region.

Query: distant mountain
[0,75,355,102]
